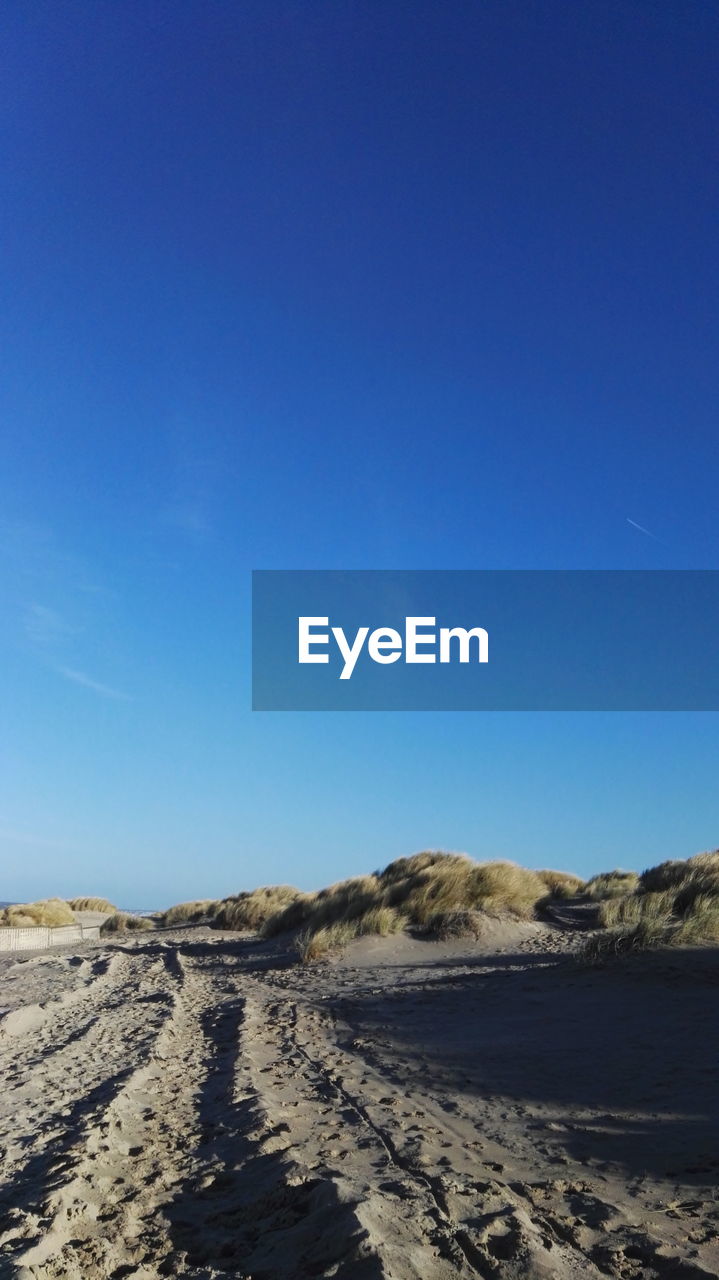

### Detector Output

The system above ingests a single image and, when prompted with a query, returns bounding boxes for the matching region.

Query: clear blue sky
[1,1,717,905]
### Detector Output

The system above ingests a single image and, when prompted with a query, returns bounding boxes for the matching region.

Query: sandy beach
[0,919,718,1279]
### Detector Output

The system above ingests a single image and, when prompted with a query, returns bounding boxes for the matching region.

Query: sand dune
[0,920,718,1277]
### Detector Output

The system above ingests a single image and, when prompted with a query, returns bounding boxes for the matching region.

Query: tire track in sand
[173,975,482,1279]
[0,950,177,1197]
[1,946,202,1277]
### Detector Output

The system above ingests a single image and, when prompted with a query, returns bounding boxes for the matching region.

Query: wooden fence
[0,924,101,953]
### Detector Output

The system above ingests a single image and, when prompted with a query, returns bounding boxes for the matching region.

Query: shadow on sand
[328,946,719,1185]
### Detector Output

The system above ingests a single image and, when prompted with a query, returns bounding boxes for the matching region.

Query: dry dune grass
[0,898,76,928]
[262,876,382,942]
[100,912,155,934]
[639,849,719,895]
[426,907,486,940]
[584,870,639,900]
[377,851,462,885]
[261,892,317,936]
[268,854,548,957]
[536,869,585,898]
[598,891,674,929]
[638,860,694,893]
[67,897,116,913]
[583,918,669,962]
[159,899,221,927]
[159,852,585,960]
[213,885,305,931]
[378,855,551,926]
[297,874,381,927]
[295,905,403,963]
[273,853,578,960]
[585,849,719,961]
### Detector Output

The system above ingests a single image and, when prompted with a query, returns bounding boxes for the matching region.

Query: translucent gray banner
[252,570,719,711]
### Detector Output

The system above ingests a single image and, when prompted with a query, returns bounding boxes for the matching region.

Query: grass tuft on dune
[584,870,639,900]
[0,899,76,928]
[159,899,221,927]
[100,912,155,934]
[426,908,486,940]
[67,897,116,913]
[536,869,586,898]
[379,855,551,925]
[295,906,403,963]
[584,849,719,961]
[213,885,306,931]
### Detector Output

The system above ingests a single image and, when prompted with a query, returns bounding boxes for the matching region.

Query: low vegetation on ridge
[9,849,719,964]
[160,853,588,961]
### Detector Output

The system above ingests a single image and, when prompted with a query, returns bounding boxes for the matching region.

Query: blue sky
[1,1,718,905]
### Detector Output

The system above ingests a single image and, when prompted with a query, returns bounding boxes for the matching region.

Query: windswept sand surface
[0,921,718,1278]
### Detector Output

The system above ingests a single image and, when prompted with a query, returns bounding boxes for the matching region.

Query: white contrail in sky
[56,666,133,701]
[626,517,661,542]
